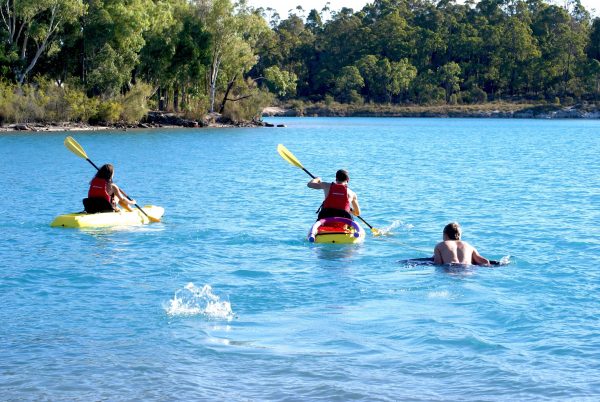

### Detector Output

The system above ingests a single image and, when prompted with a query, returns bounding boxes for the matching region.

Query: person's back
[433,222,490,266]
[308,169,360,220]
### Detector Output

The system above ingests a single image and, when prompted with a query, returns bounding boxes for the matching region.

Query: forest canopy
[1,0,599,124]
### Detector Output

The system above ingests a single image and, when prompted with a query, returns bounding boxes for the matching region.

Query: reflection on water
[310,243,361,260]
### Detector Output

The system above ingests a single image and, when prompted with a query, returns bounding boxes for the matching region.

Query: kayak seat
[318,224,351,234]
[83,197,117,214]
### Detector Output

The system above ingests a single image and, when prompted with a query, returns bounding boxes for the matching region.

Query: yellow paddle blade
[277,144,304,169]
[147,215,161,223]
[371,227,382,236]
[64,136,88,160]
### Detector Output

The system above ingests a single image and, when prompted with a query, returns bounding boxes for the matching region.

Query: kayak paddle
[64,136,161,223]
[277,144,381,236]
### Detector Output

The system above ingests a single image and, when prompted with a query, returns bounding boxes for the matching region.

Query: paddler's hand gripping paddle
[277,143,381,236]
[64,136,160,223]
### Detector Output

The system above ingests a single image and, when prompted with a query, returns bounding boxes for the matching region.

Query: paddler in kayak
[433,222,491,266]
[307,169,361,220]
[82,163,136,213]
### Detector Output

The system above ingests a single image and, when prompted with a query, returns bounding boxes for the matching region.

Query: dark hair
[443,222,461,240]
[95,164,114,182]
[336,169,349,182]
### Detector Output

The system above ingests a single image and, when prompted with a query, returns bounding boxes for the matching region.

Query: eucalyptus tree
[194,0,269,113]
[83,0,155,96]
[0,0,86,84]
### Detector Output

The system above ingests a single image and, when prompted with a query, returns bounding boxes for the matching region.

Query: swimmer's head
[443,222,461,240]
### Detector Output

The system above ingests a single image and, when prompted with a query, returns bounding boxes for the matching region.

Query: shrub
[288,99,306,115]
[0,81,16,123]
[65,87,99,122]
[562,96,574,106]
[95,100,122,124]
[119,83,152,124]
[222,87,273,122]
[182,96,210,120]
[348,90,364,105]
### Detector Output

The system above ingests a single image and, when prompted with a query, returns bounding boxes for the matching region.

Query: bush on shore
[0,80,152,125]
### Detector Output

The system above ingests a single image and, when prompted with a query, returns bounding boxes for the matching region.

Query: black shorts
[83,197,116,214]
[317,208,353,221]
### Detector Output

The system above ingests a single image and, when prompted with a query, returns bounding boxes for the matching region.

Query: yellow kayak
[51,205,164,228]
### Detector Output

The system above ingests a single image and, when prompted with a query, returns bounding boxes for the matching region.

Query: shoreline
[262,103,600,119]
[0,111,273,132]
[3,103,600,132]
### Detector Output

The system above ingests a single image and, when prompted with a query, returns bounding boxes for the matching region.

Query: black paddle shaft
[303,167,316,179]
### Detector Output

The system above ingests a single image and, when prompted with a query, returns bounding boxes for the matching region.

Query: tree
[388,58,417,101]
[334,65,364,103]
[83,0,154,97]
[588,18,600,61]
[214,3,271,114]
[0,0,86,84]
[264,65,297,97]
[437,61,462,102]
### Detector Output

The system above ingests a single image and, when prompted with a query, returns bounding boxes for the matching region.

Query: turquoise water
[1,117,599,400]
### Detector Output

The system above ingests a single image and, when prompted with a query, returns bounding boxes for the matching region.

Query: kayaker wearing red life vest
[83,163,136,213]
[307,169,361,220]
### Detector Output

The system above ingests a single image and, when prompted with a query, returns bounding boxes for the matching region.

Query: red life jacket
[88,177,111,203]
[322,182,350,212]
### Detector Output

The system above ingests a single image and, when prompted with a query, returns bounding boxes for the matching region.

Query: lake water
[1,117,599,400]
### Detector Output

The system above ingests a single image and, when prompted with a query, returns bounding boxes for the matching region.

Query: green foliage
[119,83,152,123]
[461,86,488,104]
[64,88,99,122]
[264,66,298,97]
[2,0,600,122]
[334,66,364,103]
[222,84,273,122]
[95,100,123,124]
[437,62,462,102]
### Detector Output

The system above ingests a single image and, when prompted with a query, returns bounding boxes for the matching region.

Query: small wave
[498,255,512,265]
[427,290,451,299]
[165,283,234,321]
[377,220,414,236]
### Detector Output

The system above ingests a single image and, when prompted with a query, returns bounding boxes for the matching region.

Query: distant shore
[263,102,600,119]
[3,103,600,132]
[0,111,274,132]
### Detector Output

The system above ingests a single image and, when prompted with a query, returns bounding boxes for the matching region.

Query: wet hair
[336,169,349,182]
[443,222,461,240]
[95,164,114,182]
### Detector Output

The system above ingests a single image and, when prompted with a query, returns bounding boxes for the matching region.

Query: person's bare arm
[472,248,491,266]
[351,195,361,216]
[307,177,325,189]
[433,244,444,265]
[111,184,136,205]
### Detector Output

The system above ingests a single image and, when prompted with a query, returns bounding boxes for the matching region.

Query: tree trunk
[174,86,179,112]
[209,48,221,113]
[158,87,164,111]
[218,73,238,114]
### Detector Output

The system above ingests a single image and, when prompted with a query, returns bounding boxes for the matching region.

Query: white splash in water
[378,220,414,236]
[427,290,451,299]
[498,255,512,265]
[165,283,234,321]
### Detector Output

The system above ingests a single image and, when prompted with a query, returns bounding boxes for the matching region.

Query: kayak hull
[308,217,365,244]
[51,205,164,228]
